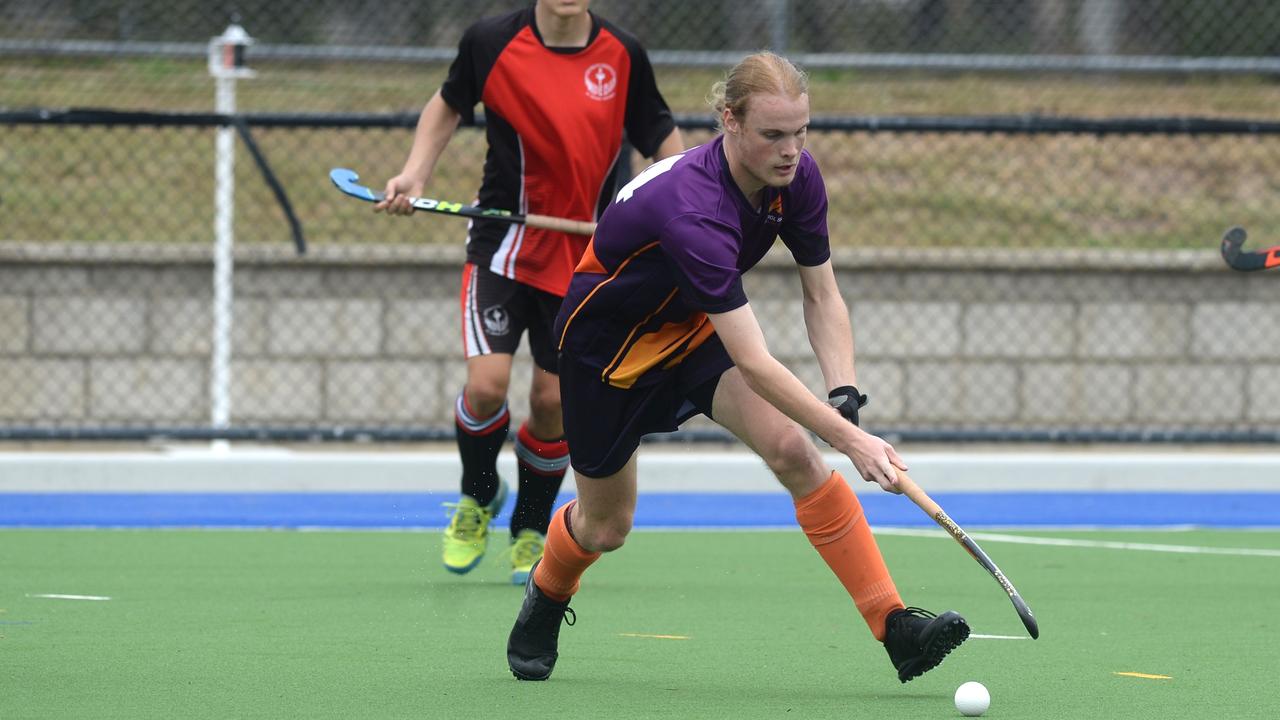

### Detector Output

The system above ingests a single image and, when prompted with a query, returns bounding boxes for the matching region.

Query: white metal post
[209,24,255,438]
[768,0,789,52]
[1080,0,1121,56]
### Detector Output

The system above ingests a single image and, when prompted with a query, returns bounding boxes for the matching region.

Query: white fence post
[208,24,255,439]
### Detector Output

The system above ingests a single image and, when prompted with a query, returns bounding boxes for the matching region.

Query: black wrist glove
[827,385,869,426]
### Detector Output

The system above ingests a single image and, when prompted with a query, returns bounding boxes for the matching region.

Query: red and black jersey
[439,5,676,297]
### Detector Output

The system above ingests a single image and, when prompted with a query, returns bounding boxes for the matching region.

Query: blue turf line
[2,492,1279,528]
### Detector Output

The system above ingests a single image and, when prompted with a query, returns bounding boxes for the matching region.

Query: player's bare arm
[796,260,856,390]
[377,90,462,216]
[707,303,904,492]
[652,127,686,161]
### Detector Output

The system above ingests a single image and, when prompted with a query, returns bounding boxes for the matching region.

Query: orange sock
[533,501,601,601]
[794,471,905,641]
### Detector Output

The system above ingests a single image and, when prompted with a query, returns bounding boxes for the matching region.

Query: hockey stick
[329,168,596,236]
[1220,226,1280,271]
[895,470,1040,639]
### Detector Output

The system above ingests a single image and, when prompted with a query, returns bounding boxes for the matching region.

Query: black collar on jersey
[717,136,778,216]
[525,5,602,53]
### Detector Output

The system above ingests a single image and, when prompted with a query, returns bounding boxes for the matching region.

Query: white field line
[27,593,112,601]
[875,527,1280,558]
[971,634,1030,640]
[1114,672,1173,680]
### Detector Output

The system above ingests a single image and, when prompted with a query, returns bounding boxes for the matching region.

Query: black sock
[510,422,570,536]
[454,392,510,507]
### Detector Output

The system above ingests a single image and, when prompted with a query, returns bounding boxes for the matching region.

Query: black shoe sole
[896,612,970,683]
[510,667,551,682]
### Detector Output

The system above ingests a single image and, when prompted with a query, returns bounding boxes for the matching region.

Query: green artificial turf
[3,529,1278,719]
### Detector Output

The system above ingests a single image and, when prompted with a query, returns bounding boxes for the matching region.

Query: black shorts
[459,263,562,372]
[559,338,734,478]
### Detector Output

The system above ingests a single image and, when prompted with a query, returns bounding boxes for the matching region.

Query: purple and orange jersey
[440,6,676,297]
[555,135,831,390]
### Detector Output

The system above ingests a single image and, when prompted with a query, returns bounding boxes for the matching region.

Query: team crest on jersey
[766,195,784,223]
[482,306,510,336]
[584,63,617,101]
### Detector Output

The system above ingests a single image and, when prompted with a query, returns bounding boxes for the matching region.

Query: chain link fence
[3,0,1280,440]
[6,1,1280,57]
[6,0,1280,117]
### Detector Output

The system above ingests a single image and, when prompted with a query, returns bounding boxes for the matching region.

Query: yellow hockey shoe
[441,482,507,574]
[509,529,546,586]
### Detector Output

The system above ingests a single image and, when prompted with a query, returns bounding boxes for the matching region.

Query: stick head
[1011,593,1040,639]
[1220,226,1248,264]
[1218,226,1280,271]
[329,168,381,202]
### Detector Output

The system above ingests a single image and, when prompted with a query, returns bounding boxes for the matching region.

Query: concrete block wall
[2,243,1277,432]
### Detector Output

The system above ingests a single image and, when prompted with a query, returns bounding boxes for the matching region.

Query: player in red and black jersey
[377,0,683,584]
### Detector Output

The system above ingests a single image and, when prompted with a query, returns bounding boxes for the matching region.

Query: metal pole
[208,24,254,440]
[211,74,235,433]
[769,0,789,52]
[1080,0,1122,56]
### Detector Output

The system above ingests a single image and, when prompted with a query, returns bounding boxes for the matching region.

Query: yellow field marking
[1114,672,1173,680]
[620,633,691,640]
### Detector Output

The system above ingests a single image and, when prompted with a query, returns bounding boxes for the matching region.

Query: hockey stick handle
[893,471,945,519]
[523,213,597,237]
[894,470,1040,639]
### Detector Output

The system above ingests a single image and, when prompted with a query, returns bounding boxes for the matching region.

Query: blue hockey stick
[329,168,595,236]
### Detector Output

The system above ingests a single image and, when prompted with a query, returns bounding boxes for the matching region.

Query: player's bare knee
[760,425,822,479]
[527,390,563,430]
[464,379,509,416]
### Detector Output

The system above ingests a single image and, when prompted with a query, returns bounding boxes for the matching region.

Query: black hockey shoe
[507,559,576,681]
[883,606,970,683]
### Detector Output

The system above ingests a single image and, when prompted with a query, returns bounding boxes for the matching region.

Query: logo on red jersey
[584,63,617,101]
